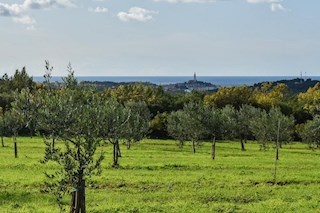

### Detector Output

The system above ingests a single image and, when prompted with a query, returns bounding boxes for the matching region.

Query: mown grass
[1,137,320,212]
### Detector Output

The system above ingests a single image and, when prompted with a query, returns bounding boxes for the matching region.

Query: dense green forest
[1,63,320,212]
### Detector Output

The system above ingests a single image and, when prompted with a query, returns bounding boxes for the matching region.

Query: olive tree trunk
[14,134,18,158]
[113,140,119,167]
[274,119,281,184]
[70,173,86,213]
[178,140,184,149]
[192,140,196,154]
[1,136,4,147]
[52,134,55,151]
[241,138,245,151]
[70,144,86,213]
[211,137,216,160]
[126,140,131,150]
[117,142,121,157]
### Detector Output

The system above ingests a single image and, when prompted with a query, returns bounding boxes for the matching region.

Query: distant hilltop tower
[193,72,197,82]
[300,72,303,83]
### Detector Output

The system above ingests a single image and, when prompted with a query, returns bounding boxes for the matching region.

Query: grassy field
[1,137,320,212]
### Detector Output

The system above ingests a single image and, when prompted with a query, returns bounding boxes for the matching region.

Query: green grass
[1,137,320,212]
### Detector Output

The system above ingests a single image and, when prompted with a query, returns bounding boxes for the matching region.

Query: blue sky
[0,0,319,76]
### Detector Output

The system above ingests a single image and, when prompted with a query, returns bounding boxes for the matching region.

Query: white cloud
[117,7,158,22]
[247,0,282,3]
[0,3,24,17]
[0,0,74,29]
[154,0,215,3]
[270,2,285,11]
[13,15,35,25]
[23,0,74,10]
[89,6,108,13]
[247,0,287,12]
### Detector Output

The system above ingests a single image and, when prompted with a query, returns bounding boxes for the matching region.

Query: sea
[33,76,320,87]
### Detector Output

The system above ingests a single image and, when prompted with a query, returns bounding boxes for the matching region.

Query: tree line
[1,66,320,139]
[167,103,295,158]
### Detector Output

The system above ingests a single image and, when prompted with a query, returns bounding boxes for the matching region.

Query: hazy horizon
[31,74,319,77]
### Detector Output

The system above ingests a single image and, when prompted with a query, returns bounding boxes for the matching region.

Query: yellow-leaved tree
[298,82,320,114]
[253,83,288,109]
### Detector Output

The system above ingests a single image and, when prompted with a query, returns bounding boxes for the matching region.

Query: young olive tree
[123,101,150,149]
[268,108,295,149]
[40,68,105,213]
[250,107,294,159]
[99,98,130,167]
[183,102,211,153]
[220,105,238,140]
[5,89,35,157]
[249,109,270,150]
[167,110,189,148]
[4,109,24,158]
[13,88,39,135]
[204,107,223,160]
[167,102,207,153]
[301,115,320,149]
[236,105,260,149]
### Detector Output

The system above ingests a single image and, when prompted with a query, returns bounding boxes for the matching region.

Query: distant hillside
[79,78,318,94]
[80,81,156,90]
[80,79,218,93]
[252,78,319,94]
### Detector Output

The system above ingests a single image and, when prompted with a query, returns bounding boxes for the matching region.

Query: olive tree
[236,105,260,149]
[249,109,269,150]
[183,102,210,153]
[167,110,189,148]
[300,115,320,150]
[226,104,261,151]
[204,107,223,160]
[167,102,221,153]
[99,98,130,167]
[5,89,34,157]
[268,108,295,149]
[220,105,238,140]
[218,105,263,152]
[123,101,150,149]
[40,68,105,213]
[250,107,294,159]
[4,109,24,158]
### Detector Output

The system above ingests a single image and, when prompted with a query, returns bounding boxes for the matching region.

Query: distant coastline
[33,76,320,87]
